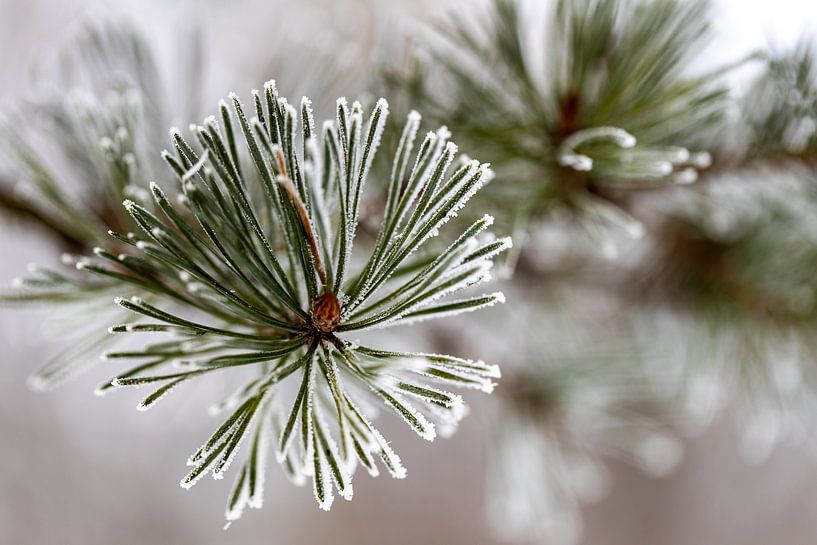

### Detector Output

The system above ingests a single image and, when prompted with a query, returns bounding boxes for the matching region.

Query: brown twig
[273,148,327,288]
[0,178,86,252]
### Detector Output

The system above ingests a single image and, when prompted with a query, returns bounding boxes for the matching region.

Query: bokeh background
[2,0,817,544]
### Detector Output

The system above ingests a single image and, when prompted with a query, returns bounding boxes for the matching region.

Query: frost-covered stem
[275,148,328,288]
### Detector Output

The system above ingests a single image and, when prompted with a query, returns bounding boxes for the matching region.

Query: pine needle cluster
[1,34,509,520]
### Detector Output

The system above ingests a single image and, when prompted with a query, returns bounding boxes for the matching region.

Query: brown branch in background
[554,89,581,141]
[0,177,86,252]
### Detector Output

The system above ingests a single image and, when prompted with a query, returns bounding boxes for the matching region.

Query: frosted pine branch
[8,81,509,521]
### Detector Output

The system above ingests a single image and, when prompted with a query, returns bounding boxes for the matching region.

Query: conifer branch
[2,74,509,521]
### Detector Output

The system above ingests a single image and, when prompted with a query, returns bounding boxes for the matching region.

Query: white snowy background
[1,0,817,544]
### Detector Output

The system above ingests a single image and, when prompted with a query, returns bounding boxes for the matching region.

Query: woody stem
[274,148,328,288]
